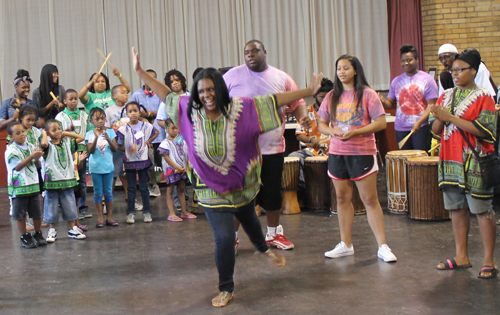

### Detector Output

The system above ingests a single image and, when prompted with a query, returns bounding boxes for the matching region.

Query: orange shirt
[295,104,330,156]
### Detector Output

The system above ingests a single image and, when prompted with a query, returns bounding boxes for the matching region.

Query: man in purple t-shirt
[223,40,309,251]
[379,44,438,151]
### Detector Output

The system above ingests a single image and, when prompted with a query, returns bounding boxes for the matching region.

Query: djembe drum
[330,181,366,216]
[281,157,301,214]
[386,150,428,214]
[406,156,449,221]
[304,156,330,210]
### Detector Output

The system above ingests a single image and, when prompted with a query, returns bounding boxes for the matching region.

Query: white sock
[235,231,238,238]
[267,226,277,236]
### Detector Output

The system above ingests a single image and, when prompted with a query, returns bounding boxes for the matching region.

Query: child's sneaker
[126,213,135,224]
[20,232,37,249]
[80,209,93,218]
[32,231,47,246]
[143,213,153,223]
[324,241,354,258]
[149,184,161,197]
[46,228,57,243]
[377,244,397,262]
[68,226,86,240]
[135,200,143,211]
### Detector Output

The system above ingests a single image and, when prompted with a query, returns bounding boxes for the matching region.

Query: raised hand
[309,72,324,95]
[132,47,141,72]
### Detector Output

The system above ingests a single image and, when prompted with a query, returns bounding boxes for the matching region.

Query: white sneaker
[135,200,143,211]
[126,213,135,224]
[68,226,86,240]
[377,244,397,262]
[149,185,161,197]
[46,228,57,243]
[143,213,153,223]
[324,241,354,258]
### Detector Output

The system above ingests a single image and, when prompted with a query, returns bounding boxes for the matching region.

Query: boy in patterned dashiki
[41,120,87,242]
[5,122,46,248]
[55,89,91,217]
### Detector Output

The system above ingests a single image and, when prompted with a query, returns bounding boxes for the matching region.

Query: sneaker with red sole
[265,225,294,250]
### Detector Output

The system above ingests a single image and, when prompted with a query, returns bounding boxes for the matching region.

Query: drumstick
[49,91,58,101]
[398,130,414,149]
[98,52,113,75]
[428,143,441,153]
[97,48,115,69]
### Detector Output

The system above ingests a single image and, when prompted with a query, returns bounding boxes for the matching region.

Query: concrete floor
[0,171,499,315]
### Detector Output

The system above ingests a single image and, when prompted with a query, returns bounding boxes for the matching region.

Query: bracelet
[117,73,123,79]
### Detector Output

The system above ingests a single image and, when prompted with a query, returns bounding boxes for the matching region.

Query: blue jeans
[395,124,431,151]
[91,172,114,204]
[43,188,79,223]
[78,158,88,211]
[126,168,150,214]
[203,200,269,293]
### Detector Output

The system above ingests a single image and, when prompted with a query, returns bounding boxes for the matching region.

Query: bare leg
[177,181,189,216]
[106,202,115,223]
[355,173,387,247]
[477,211,497,276]
[166,185,178,218]
[68,220,75,229]
[148,169,158,186]
[32,218,42,231]
[17,220,27,234]
[95,202,104,224]
[235,218,241,232]
[332,179,354,247]
[436,208,470,268]
[266,210,280,227]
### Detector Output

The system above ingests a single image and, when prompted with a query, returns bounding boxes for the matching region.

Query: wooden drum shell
[304,156,330,210]
[281,157,301,215]
[406,156,450,221]
[386,150,428,214]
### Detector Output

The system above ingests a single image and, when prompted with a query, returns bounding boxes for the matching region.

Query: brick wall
[421,0,500,84]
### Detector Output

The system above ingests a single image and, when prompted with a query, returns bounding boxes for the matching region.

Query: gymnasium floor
[0,170,498,315]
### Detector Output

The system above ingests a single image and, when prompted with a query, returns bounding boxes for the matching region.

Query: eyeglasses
[449,67,472,74]
[438,54,453,61]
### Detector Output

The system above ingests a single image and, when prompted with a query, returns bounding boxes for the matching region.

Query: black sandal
[436,258,472,270]
[478,266,499,279]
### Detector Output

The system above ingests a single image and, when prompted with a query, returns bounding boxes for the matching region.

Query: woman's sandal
[435,258,472,270]
[478,266,499,279]
[167,216,183,222]
[181,213,197,219]
[212,291,233,307]
[264,249,286,267]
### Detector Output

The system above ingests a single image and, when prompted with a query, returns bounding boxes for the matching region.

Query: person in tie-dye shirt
[379,44,438,151]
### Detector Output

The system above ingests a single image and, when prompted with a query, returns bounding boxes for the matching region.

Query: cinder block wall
[422,0,500,83]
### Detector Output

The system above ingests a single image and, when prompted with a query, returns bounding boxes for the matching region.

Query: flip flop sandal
[478,266,499,279]
[168,216,183,222]
[181,213,197,219]
[436,258,472,270]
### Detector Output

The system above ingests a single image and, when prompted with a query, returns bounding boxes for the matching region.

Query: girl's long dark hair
[39,64,60,106]
[187,68,231,123]
[330,54,370,122]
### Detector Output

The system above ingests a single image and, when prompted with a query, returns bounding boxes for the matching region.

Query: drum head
[406,156,439,165]
[305,156,328,162]
[284,157,301,163]
[386,150,428,158]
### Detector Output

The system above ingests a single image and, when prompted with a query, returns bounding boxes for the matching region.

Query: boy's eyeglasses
[449,67,472,74]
